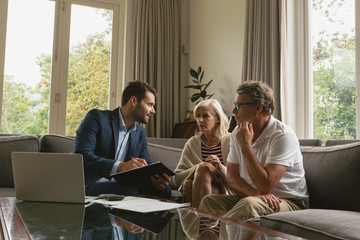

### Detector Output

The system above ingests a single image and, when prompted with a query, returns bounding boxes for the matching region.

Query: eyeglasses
[233,102,256,110]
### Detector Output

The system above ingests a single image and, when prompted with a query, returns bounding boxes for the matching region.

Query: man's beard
[133,105,149,124]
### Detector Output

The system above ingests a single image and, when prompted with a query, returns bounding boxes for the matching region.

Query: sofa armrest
[301,142,360,211]
[40,134,75,153]
[258,209,360,240]
[0,135,40,187]
[147,137,187,149]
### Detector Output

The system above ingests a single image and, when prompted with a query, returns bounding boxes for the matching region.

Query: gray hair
[236,81,274,115]
[193,99,229,140]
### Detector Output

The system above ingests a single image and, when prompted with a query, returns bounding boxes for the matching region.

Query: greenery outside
[1,9,111,136]
[1,3,357,140]
[312,0,356,143]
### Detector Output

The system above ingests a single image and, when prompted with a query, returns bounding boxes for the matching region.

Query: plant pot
[184,110,195,122]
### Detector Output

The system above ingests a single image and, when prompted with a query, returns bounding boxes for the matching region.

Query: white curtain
[132,0,182,137]
[242,0,287,120]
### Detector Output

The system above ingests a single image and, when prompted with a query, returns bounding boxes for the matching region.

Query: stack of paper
[89,196,190,213]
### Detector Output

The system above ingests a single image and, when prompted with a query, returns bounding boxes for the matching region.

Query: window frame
[356,0,360,138]
[0,0,9,122]
[0,0,126,135]
[287,0,359,139]
[286,0,312,139]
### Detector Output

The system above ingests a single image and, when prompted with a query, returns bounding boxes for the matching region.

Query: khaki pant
[198,194,303,222]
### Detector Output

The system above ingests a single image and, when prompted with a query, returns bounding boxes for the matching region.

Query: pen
[131,156,147,166]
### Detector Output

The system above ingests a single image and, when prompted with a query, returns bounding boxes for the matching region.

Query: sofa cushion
[147,143,182,189]
[301,142,360,211]
[259,209,360,240]
[40,134,75,153]
[0,135,40,187]
[298,138,322,146]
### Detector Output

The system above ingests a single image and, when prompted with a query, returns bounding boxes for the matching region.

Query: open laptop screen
[11,152,86,204]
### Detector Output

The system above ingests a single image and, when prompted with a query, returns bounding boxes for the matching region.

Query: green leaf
[203,79,213,90]
[200,90,207,98]
[199,71,204,83]
[192,80,199,84]
[190,68,198,79]
[192,85,202,89]
[184,85,196,88]
[206,93,215,99]
[191,93,201,102]
[197,66,202,76]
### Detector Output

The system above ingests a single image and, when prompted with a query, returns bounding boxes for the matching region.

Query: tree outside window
[1,6,112,136]
[312,0,356,143]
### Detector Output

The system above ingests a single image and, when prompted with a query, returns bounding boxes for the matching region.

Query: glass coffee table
[0,197,303,239]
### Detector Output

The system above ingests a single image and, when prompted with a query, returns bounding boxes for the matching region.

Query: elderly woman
[174,99,231,208]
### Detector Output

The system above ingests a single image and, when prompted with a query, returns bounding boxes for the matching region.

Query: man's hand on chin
[150,173,170,190]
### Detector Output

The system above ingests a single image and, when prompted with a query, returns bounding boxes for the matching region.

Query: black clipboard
[110,161,175,184]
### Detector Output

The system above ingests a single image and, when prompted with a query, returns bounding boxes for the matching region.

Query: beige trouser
[198,194,303,222]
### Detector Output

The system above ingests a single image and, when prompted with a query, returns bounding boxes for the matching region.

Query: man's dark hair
[121,81,157,106]
[236,80,275,115]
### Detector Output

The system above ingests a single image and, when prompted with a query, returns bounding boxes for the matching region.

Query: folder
[110,161,174,184]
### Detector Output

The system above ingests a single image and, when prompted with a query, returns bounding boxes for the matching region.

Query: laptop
[11,152,87,204]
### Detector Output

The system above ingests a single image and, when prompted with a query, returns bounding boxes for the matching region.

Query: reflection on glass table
[178,208,297,240]
[15,200,85,239]
[14,200,179,240]
[13,199,301,240]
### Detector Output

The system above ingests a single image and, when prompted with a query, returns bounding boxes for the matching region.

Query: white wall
[124,0,247,121]
[186,0,247,116]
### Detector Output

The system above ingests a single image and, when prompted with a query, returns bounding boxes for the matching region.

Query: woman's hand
[204,154,222,170]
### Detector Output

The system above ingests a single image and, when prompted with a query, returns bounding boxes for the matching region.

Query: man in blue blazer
[73,81,171,198]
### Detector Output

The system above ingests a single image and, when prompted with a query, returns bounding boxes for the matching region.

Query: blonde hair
[193,99,229,140]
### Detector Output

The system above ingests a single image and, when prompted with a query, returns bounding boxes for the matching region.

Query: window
[66,4,114,136]
[311,0,358,142]
[1,0,55,134]
[0,0,122,136]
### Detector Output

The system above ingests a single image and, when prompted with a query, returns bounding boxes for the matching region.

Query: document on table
[90,196,190,213]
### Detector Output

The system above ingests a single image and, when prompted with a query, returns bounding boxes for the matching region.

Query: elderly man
[198,81,308,221]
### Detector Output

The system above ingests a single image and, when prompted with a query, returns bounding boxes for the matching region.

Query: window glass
[1,0,54,134]
[312,0,356,142]
[65,4,112,136]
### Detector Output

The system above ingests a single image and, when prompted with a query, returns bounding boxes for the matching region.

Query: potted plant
[185,66,215,104]
[183,66,215,121]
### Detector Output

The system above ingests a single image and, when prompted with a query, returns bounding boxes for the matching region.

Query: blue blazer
[73,107,150,187]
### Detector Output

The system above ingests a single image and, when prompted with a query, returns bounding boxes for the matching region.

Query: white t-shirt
[227,116,308,199]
